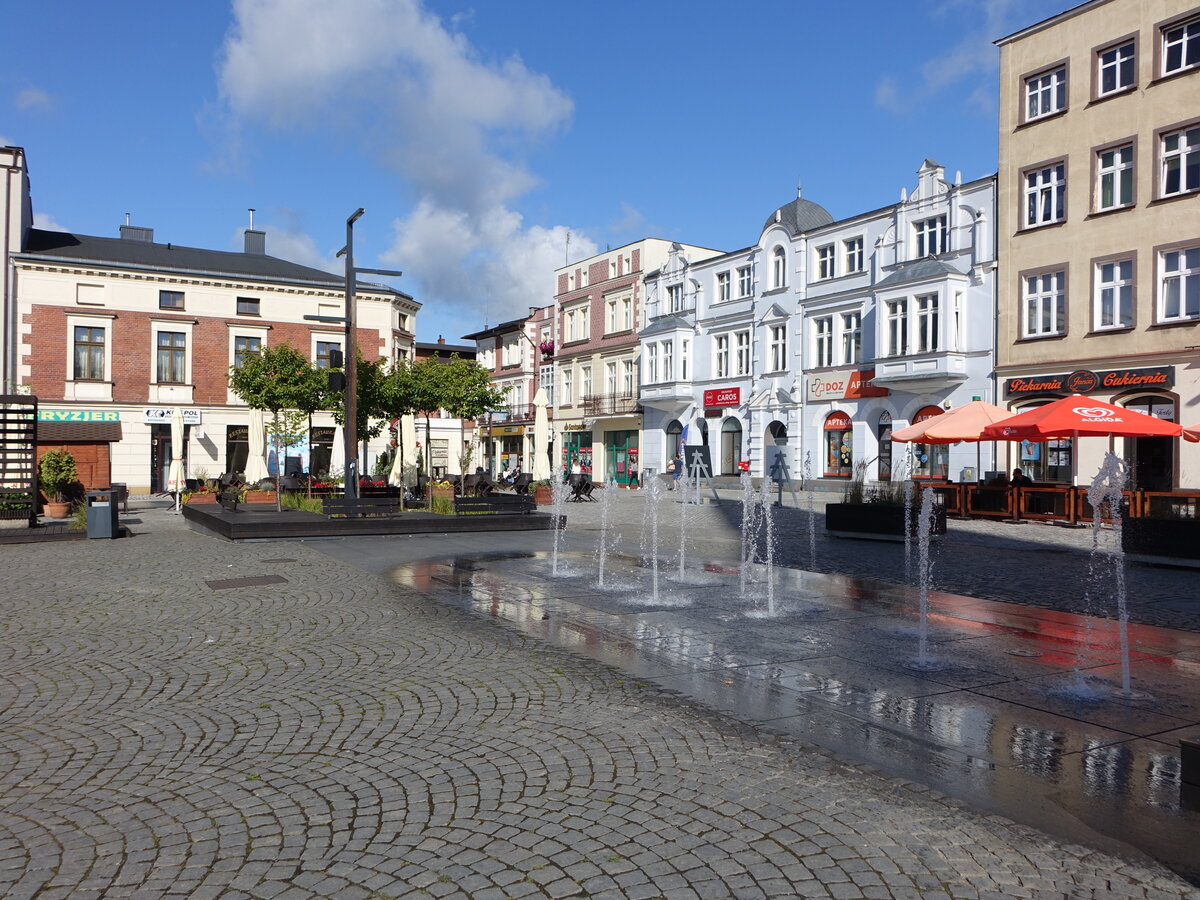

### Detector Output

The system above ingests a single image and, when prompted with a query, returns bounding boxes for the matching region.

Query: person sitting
[498,463,513,484]
[1010,467,1032,488]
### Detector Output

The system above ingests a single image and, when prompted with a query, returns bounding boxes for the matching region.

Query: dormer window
[667,284,684,312]
[914,216,948,257]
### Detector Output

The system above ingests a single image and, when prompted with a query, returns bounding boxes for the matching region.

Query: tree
[406,357,449,483]
[439,355,505,475]
[229,342,316,511]
[327,353,389,485]
[379,360,419,485]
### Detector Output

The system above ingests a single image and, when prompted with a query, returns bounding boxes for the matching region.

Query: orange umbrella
[1184,422,1200,444]
[891,400,1013,444]
[980,394,1182,440]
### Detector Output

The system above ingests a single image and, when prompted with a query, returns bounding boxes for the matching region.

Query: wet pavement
[385,548,1200,885]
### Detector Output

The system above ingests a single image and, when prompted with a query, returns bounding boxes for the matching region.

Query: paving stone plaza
[1,492,1198,899]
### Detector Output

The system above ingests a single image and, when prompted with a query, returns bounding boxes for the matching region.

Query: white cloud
[15,87,52,111]
[33,212,68,232]
[873,75,905,114]
[217,0,588,326]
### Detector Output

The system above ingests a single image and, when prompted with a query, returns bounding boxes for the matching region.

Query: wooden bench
[217,489,240,512]
[453,494,536,516]
[322,496,402,518]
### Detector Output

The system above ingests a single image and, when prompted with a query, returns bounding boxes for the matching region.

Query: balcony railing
[582,392,640,417]
[485,404,555,425]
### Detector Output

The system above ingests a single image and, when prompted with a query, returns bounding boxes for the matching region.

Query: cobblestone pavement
[552,487,1200,633]
[0,509,1196,898]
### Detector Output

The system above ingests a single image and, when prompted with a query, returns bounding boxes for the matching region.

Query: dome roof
[762,196,834,237]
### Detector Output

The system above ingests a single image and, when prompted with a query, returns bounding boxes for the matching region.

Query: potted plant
[825,462,946,541]
[38,448,78,519]
[532,479,553,506]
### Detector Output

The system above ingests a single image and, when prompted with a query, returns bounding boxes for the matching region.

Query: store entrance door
[149,423,186,493]
[604,430,638,486]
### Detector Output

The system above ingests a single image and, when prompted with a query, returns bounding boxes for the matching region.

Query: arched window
[824,412,853,477]
[909,406,949,479]
[720,417,743,476]
[666,419,683,458]
[772,246,787,289]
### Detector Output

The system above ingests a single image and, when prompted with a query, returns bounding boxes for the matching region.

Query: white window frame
[151,320,194,385]
[561,367,573,405]
[231,330,266,370]
[1162,15,1200,76]
[661,340,674,381]
[915,293,939,353]
[716,271,731,302]
[737,265,752,298]
[1095,259,1134,330]
[735,329,750,375]
[1159,246,1200,322]
[1096,143,1134,210]
[1026,65,1066,120]
[666,284,684,313]
[67,314,113,383]
[581,365,592,398]
[814,317,833,368]
[817,244,835,279]
[1023,271,1066,337]
[621,359,635,394]
[715,334,730,378]
[1161,125,1200,198]
[646,343,659,383]
[886,300,908,356]
[768,324,787,372]
[605,361,618,395]
[772,246,787,289]
[1024,163,1066,227]
[843,237,864,273]
[680,339,690,381]
[841,312,861,365]
[914,216,948,257]
[1097,40,1135,96]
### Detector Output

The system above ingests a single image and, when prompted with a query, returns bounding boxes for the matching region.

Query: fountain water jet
[595,480,617,587]
[549,473,570,576]
[804,451,816,570]
[740,473,760,599]
[905,486,945,671]
[642,475,664,602]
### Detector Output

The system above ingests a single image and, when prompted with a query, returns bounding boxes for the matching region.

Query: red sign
[807,367,888,401]
[703,387,741,408]
[737,460,750,472]
[824,411,852,430]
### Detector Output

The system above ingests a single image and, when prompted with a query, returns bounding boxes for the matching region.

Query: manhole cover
[206,574,288,590]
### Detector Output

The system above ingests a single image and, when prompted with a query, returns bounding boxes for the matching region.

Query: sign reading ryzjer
[807,367,889,402]
[703,387,741,408]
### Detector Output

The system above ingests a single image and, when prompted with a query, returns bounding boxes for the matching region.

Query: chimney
[244,208,265,254]
[120,221,154,242]
[437,335,446,344]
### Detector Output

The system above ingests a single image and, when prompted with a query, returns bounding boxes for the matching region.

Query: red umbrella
[979,395,1182,440]
[1184,422,1200,444]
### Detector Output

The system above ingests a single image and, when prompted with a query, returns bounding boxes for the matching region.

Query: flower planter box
[533,485,552,506]
[185,492,218,505]
[242,490,277,504]
[430,486,455,503]
[1122,517,1200,568]
[825,502,946,542]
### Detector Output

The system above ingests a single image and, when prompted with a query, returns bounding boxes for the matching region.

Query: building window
[236,297,260,316]
[646,343,659,383]
[1162,15,1200,75]
[715,334,730,378]
[769,325,787,372]
[737,265,752,297]
[913,216,948,258]
[816,244,835,279]
[916,294,939,353]
[824,411,853,478]
[581,365,592,398]
[886,300,908,356]
[1097,40,1135,96]
[1161,125,1200,197]
[772,246,787,288]
[1096,144,1134,210]
[841,312,861,365]
[1024,271,1066,337]
[1095,259,1134,330]
[1024,163,1066,227]
[159,290,184,311]
[1159,246,1200,322]
[814,317,833,368]
[717,271,731,302]
[1025,65,1066,120]
[156,331,187,383]
[735,330,750,375]
[680,340,689,380]
[561,368,573,405]
[621,359,635,394]
[73,326,105,380]
[661,341,674,381]
[666,284,684,313]
[844,237,864,273]
[316,340,341,369]
[605,361,618,394]
[234,335,262,369]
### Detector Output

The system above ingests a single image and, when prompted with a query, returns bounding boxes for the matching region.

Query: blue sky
[4,0,1065,344]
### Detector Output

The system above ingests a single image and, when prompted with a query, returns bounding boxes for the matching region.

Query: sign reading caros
[703,387,741,408]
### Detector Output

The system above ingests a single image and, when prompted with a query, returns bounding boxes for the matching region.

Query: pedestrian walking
[669,454,682,490]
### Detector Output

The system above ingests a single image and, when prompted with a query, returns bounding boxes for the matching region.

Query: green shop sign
[38,409,121,422]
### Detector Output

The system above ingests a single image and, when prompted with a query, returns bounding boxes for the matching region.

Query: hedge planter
[1122,517,1200,568]
[185,492,218,505]
[242,490,277,504]
[825,502,947,542]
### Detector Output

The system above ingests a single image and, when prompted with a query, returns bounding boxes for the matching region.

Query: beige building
[996,0,1200,490]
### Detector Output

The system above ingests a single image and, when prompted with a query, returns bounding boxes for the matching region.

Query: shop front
[485,424,525,475]
[1003,365,1178,488]
[36,409,124,494]
[909,405,950,480]
[561,425,593,478]
[604,429,639,486]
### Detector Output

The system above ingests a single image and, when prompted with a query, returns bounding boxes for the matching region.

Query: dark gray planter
[1122,517,1200,568]
[825,502,947,541]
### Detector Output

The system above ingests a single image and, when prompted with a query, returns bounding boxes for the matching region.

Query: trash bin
[86,490,119,539]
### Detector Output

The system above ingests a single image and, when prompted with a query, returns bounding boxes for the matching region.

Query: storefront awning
[39,421,123,443]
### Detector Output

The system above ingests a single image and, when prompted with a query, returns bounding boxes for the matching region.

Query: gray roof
[874,257,964,288]
[761,197,834,237]
[17,229,412,298]
[639,311,694,338]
